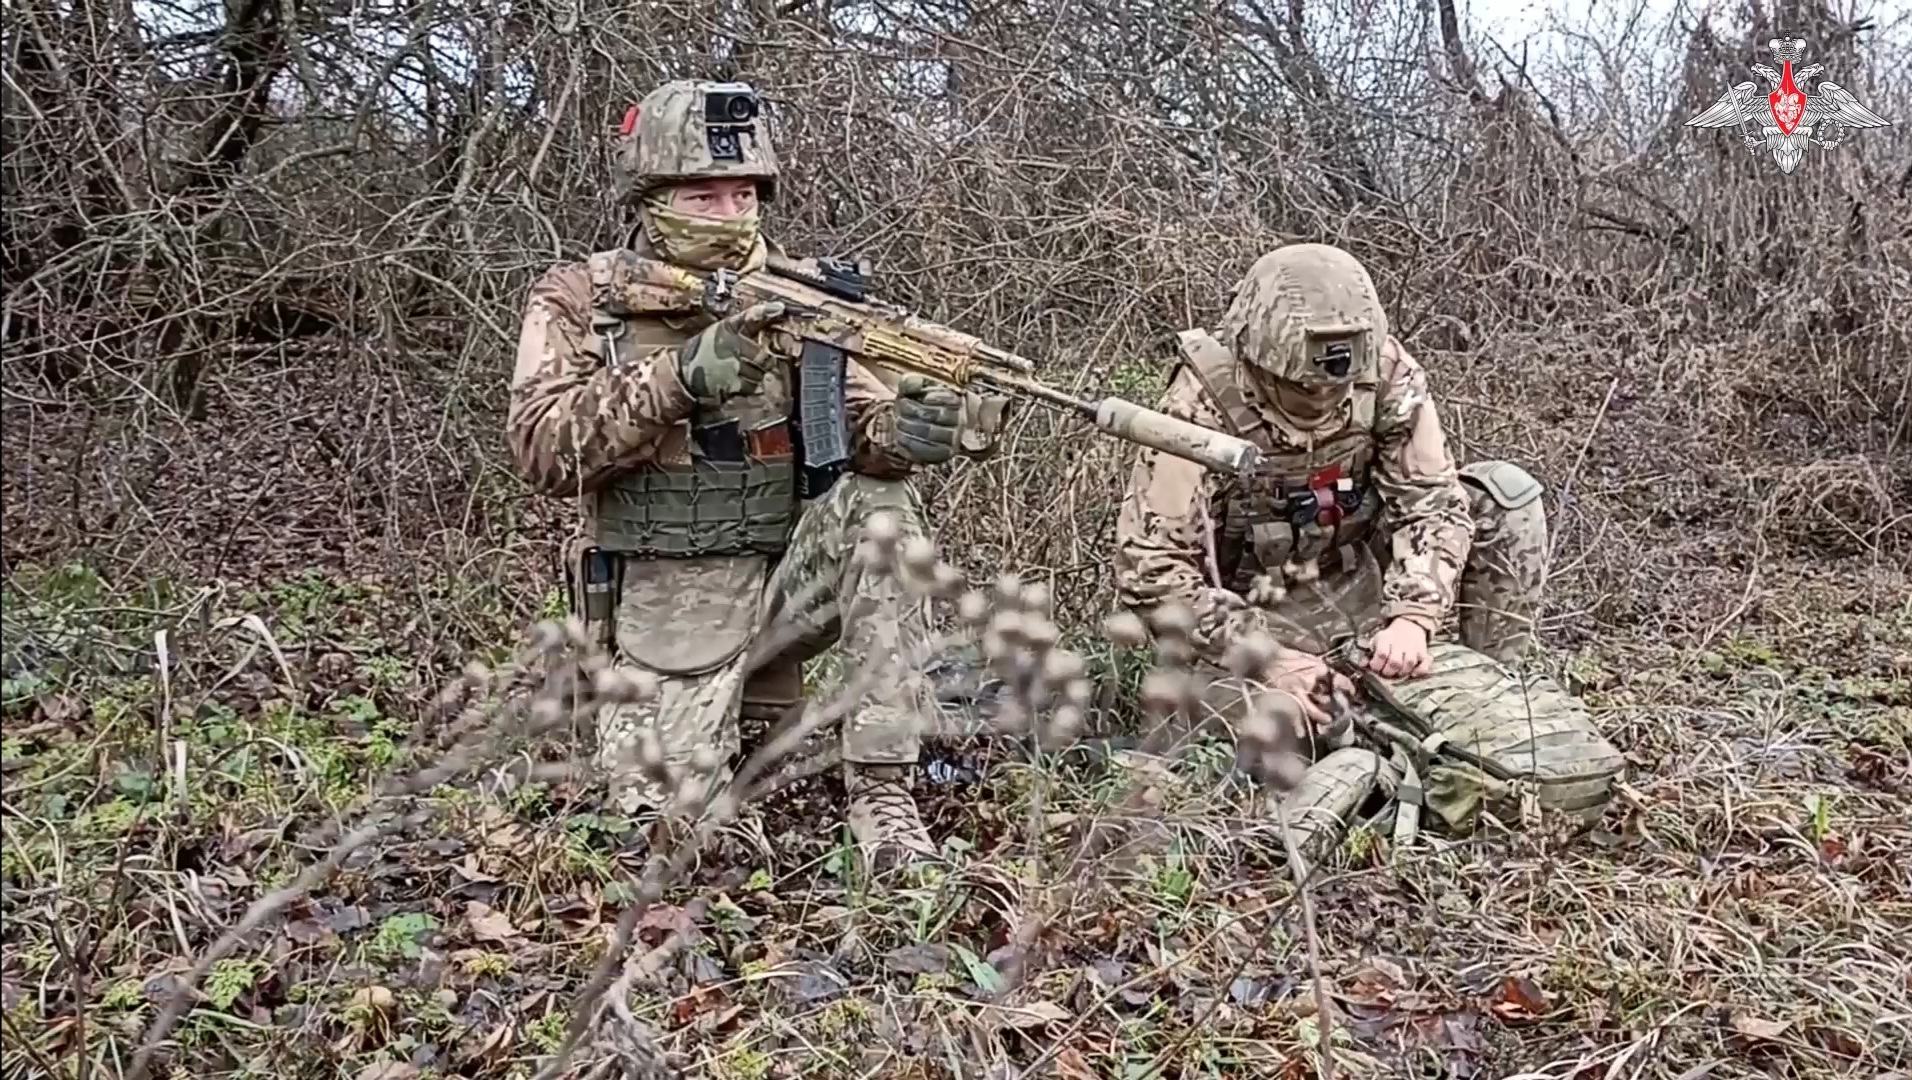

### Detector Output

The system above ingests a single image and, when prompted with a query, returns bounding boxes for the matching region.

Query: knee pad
[1458,460,1544,511]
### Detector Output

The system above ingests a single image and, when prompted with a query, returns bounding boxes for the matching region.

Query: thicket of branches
[3,0,1908,640]
[3,4,1909,1077]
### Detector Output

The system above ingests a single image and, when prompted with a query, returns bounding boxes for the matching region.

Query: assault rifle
[650,253,1263,483]
[1321,644,1515,785]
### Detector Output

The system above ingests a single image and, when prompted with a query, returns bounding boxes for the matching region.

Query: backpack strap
[1173,329,1262,438]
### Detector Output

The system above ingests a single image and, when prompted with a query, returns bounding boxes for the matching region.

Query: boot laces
[854,773,921,828]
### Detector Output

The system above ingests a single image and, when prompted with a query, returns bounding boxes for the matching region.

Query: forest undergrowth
[3,0,1910,1076]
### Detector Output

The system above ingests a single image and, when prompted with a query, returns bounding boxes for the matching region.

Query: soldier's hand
[956,391,1012,460]
[677,301,789,406]
[893,374,963,465]
[1267,649,1354,732]
[1367,618,1433,680]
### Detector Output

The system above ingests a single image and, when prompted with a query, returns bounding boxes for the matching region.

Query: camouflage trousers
[1193,459,1583,858]
[1241,458,1548,664]
[594,474,939,814]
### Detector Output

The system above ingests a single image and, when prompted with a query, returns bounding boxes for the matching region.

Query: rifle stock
[657,254,1264,478]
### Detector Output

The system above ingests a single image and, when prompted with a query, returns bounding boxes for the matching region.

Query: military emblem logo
[1685,37,1891,174]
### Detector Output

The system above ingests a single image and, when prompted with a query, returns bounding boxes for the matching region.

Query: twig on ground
[1546,373,1619,567]
[1274,796,1336,1080]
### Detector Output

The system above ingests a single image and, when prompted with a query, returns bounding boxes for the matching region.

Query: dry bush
[3,0,1906,640]
[4,1,1911,1078]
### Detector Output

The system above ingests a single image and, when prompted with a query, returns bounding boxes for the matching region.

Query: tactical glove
[1221,608,1352,735]
[956,391,1012,460]
[676,301,788,407]
[892,374,963,465]
[1265,649,1355,735]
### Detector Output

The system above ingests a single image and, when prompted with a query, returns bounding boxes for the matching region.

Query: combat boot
[843,763,940,873]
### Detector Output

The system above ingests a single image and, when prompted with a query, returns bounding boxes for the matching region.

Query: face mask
[1252,368,1349,424]
[641,195,763,272]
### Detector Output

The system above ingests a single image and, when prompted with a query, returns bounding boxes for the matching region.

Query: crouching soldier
[1114,242,1624,859]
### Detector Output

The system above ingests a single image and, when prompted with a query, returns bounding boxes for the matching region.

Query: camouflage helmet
[612,80,779,204]
[1220,244,1388,388]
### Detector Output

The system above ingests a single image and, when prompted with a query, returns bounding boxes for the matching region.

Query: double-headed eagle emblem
[1685,37,1891,174]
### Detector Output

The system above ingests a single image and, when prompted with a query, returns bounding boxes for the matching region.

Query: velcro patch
[1309,336,1357,377]
[746,422,794,461]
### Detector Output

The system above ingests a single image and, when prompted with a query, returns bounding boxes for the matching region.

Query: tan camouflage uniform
[508,80,958,870]
[1115,244,1545,665]
[1115,244,1617,856]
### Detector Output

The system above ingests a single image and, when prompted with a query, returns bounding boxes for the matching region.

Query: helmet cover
[612,80,779,204]
[1220,244,1388,389]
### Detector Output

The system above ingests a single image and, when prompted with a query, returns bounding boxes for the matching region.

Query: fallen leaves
[477,807,527,852]
[458,1020,515,1071]
[463,901,520,943]
[1817,834,1847,864]
[452,853,501,885]
[667,982,749,1035]
[283,918,330,947]
[1807,1023,1865,1058]
[758,958,849,1009]
[1332,956,1449,1016]
[986,999,1072,1031]
[884,943,950,975]
[326,905,373,934]
[33,693,84,725]
[635,904,696,948]
[1342,957,1408,1005]
[338,987,398,1053]
[1054,1046,1099,1080]
[544,884,604,926]
[1727,1012,1791,1042]
[1490,975,1552,1024]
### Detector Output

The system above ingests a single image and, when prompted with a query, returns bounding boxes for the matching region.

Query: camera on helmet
[1303,324,1364,381]
[705,88,759,125]
[702,84,761,162]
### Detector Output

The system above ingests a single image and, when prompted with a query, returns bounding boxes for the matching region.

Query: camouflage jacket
[507,231,918,510]
[1114,334,1473,662]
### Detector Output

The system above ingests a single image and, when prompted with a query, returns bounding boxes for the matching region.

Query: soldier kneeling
[509,80,996,876]
[1113,243,1624,859]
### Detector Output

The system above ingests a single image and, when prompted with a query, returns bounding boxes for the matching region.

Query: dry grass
[4,0,1912,1076]
[0,556,1906,1077]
